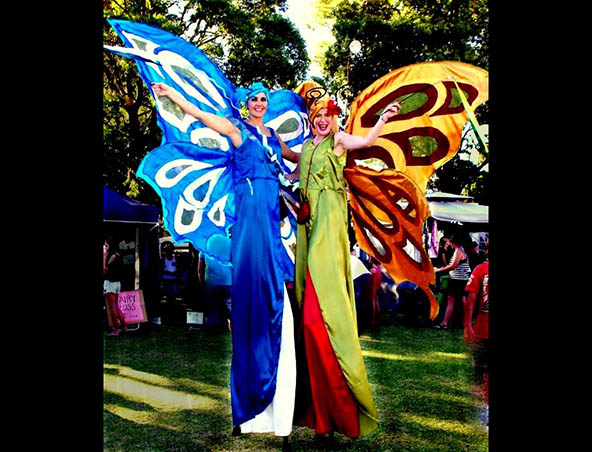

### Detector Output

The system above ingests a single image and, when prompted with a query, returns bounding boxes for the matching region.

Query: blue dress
[229,122,293,427]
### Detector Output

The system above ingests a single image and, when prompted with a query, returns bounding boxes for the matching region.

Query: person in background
[198,235,232,333]
[351,248,371,301]
[431,236,454,324]
[393,280,432,328]
[467,240,486,271]
[435,237,453,275]
[463,240,489,429]
[368,258,382,328]
[433,233,472,329]
[161,241,179,305]
[186,244,202,312]
[350,248,372,331]
[377,267,398,320]
[104,237,127,336]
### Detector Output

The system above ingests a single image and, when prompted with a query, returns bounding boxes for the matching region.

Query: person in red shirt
[463,241,489,427]
[464,260,489,342]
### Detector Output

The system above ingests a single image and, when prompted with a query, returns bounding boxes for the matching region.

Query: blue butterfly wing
[263,89,312,270]
[137,143,234,265]
[107,19,239,126]
[106,19,238,264]
[264,89,311,173]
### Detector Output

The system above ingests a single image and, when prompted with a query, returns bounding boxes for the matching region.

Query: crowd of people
[349,232,487,333]
[431,232,487,329]
[104,229,488,336]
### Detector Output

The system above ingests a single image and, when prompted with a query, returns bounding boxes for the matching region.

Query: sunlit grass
[359,335,396,344]
[401,412,476,435]
[362,349,422,361]
[173,378,231,400]
[104,323,488,452]
[363,349,469,363]
[104,373,224,413]
[432,351,469,360]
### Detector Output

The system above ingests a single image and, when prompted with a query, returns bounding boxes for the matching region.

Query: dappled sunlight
[362,349,421,361]
[394,432,438,451]
[399,388,474,408]
[104,373,225,413]
[373,382,473,407]
[400,412,474,435]
[359,335,398,345]
[436,378,473,394]
[103,326,486,451]
[363,349,469,364]
[104,364,231,401]
[431,351,469,360]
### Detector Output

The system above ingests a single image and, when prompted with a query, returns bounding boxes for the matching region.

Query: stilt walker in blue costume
[105,20,311,451]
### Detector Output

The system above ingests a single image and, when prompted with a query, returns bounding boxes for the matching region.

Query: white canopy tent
[424,192,488,257]
[426,192,488,225]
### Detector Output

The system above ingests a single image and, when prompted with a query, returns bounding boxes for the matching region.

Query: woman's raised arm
[152,82,243,148]
[333,102,401,154]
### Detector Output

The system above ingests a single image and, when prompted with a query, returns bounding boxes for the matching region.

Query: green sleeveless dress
[294,133,378,437]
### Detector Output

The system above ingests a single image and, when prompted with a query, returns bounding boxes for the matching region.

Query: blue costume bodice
[233,122,283,184]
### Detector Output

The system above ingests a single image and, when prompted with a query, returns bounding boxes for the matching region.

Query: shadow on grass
[104,408,232,452]
[104,325,237,451]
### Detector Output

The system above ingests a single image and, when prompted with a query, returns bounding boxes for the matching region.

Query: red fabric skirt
[294,269,360,437]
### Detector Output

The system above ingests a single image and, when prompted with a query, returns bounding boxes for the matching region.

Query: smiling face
[313,107,333,137]
[247,93,268,120]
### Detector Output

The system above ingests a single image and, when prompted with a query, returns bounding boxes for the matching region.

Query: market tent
[103,186,159,224]
[426,192,488,224]
[425,192,474,202]
[103,186,161,319]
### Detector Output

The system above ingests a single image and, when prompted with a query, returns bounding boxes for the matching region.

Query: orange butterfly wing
[344,166,439,318]
[344,61,489,319]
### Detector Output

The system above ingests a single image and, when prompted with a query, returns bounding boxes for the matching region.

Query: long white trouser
[239,285,296,436]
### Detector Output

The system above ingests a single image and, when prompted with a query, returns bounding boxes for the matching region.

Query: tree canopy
[323,0,488,102]
[320,0,489,202]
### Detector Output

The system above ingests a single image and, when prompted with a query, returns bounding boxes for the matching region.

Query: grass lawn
[104,322,488,451]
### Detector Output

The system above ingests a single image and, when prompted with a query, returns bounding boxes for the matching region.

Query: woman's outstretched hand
[151,82,173,97]
[380,102,402,122]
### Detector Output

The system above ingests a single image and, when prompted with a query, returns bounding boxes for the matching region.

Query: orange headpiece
[295,81,341,135]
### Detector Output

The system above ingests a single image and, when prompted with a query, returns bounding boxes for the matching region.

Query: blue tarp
[103,186,159,224]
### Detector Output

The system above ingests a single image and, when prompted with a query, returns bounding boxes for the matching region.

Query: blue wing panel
[137,142,235,265]
[107,19,240,147]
